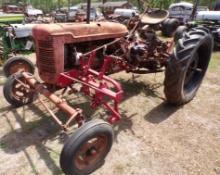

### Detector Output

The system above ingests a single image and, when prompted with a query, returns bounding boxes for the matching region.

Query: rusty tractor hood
[32,22,128,43]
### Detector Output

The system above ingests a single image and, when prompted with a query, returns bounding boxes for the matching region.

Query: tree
[1,0,217,12]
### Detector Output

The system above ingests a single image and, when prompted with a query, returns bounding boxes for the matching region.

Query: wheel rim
[74,135,108,171]
[12,76,32,103]
[183,46,208,94]
[184,53,199,86]
[9,60,32,75]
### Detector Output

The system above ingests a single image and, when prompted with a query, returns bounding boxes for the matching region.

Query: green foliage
[131,0,218,9]
[209,51,220,70]
[0,14,24,23]
[0,142,7,149]
[0,0,218,11]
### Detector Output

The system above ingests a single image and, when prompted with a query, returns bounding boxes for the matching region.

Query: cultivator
[16,51,124,130]
[2,3,213,175]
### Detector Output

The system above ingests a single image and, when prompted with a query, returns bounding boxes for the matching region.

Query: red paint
[57,52,124,124]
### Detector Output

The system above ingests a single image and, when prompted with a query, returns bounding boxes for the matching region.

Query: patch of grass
[21,116,51,134]
[209,51,220,70]
[49,150,60,160]
[21,51,34,55]
[0,142,7,149]
[0,76,6,85]
[115,164,125,174]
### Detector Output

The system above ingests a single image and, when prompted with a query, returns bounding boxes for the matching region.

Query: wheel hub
[9,61,31,75]
[74,135,108,170]
[184,53,202,89]
[12,77,32,102]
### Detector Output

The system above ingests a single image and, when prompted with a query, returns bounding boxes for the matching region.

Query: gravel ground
[0,53,220,175]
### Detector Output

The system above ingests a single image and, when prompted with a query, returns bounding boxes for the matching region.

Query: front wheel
[164,27,213,105]
[3,73,35,107]
[3,56,35,77]
[60,119,114,175]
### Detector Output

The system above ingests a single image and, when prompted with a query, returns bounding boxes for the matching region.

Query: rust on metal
[12,77,30,102]
[21,72,81,129]
[38,97,63,126]
[74,135,108,170]
[141,10,169,24]
[19,8,173,130]
[33,22,128,84]
[32,22,128,42]
[9,61,32,75]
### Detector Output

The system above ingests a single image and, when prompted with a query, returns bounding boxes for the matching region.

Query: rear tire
[60,119,114,175]
[174,25,188,43]
[3,56,35,77]
[164,27,213,105]
[162,18,180,37]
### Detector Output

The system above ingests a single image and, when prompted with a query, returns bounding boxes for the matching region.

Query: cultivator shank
[17,51,124,129]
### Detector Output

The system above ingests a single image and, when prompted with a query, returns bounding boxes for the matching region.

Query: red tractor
[3,7,213,175]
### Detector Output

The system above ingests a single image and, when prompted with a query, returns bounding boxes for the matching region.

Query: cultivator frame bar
[15,50,127,131]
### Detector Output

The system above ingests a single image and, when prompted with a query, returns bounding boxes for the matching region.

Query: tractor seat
[141,10,169,25]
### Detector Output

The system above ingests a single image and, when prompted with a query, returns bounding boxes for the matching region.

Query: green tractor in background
[0,13,25,64]
[0,14,35,76]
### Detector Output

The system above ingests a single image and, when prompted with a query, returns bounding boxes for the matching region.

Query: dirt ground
[0,52,220,175]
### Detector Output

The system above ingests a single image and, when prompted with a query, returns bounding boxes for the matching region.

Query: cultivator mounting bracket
[15,51,124,130]
[57,51,124,124]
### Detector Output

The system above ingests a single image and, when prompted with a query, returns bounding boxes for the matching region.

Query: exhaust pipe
[86,0,91,24]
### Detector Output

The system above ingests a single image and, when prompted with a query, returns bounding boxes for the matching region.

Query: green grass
[0,142,7,149]
[209,51,220,70]
[22,50,34,55]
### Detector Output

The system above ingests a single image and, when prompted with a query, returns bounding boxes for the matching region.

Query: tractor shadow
[112,78,181,138]
[0,77,181,174]
[113,111,137,142]
[144,102,181,124]
[0,103,63,175]
[118,78,164,101]
[0,99,94,175]
[111,78,167,140]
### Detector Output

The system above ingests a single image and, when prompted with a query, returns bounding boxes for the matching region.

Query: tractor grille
[38,40,56,73]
